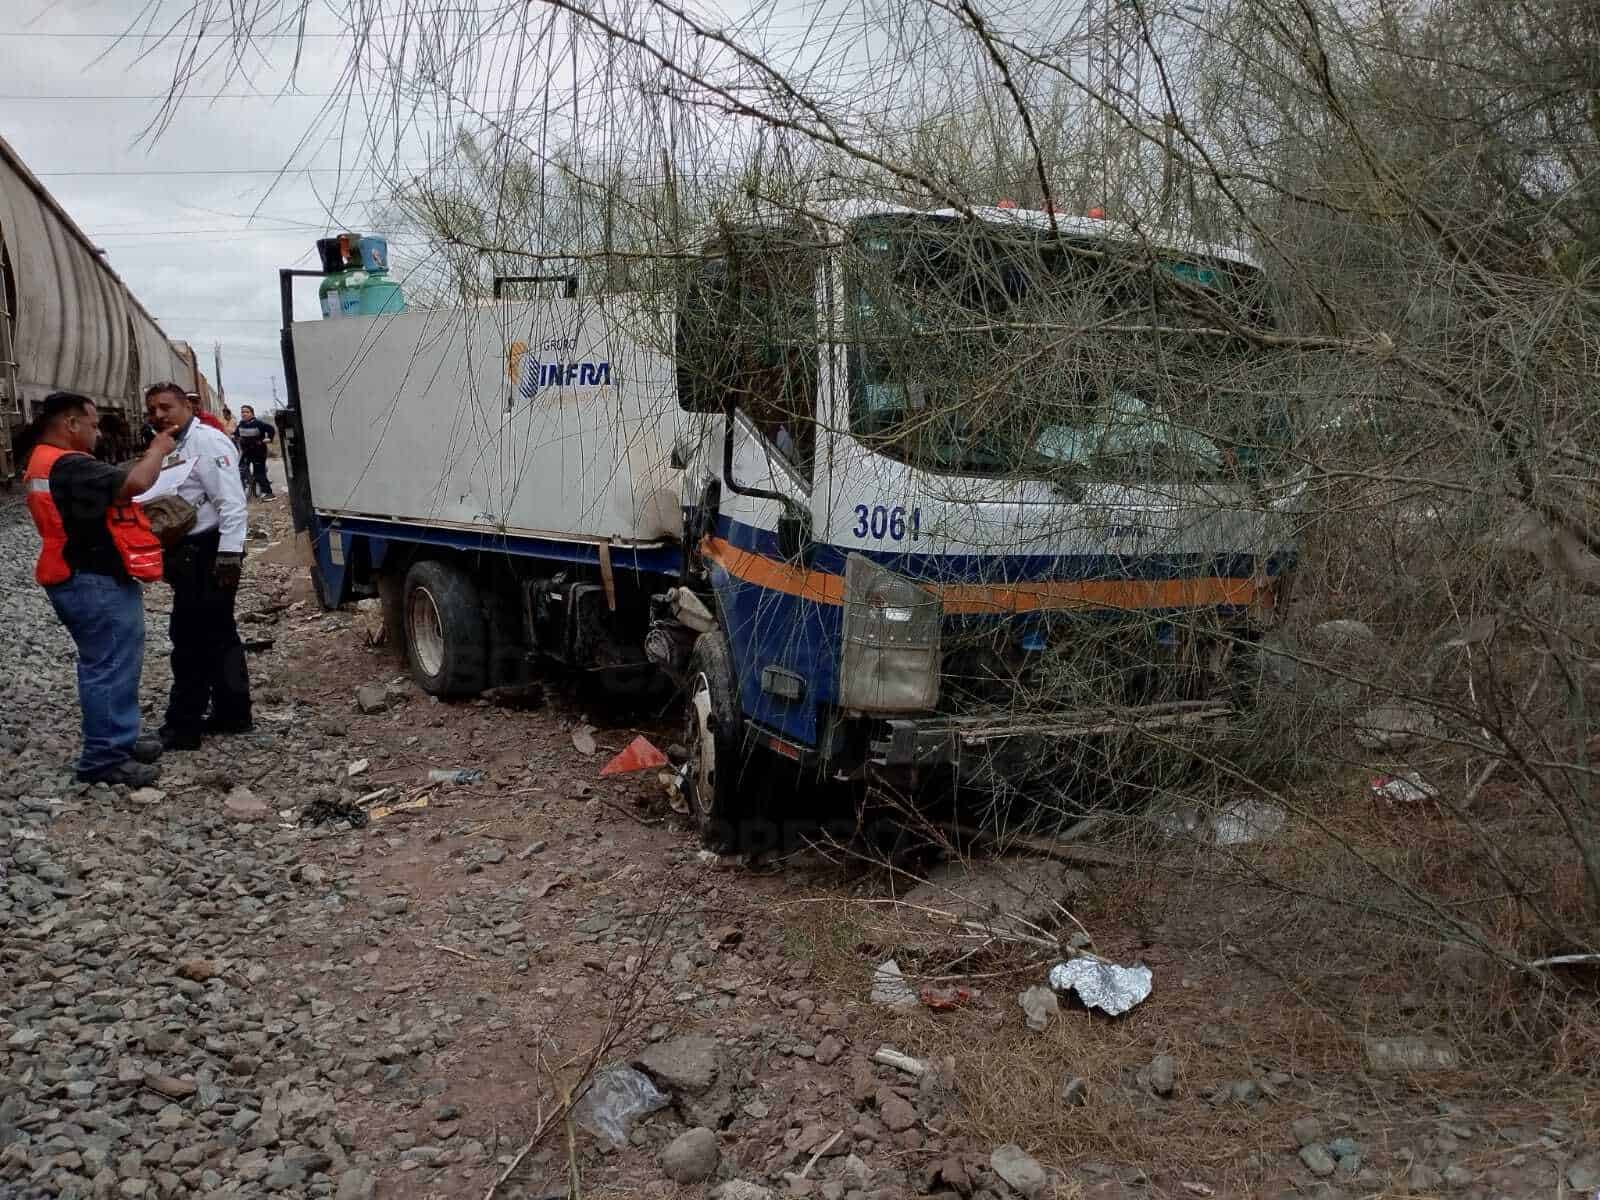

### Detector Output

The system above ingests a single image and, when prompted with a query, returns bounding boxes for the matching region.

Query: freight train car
[0,132,216,479]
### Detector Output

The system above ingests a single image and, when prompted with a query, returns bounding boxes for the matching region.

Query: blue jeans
[45,572,146,776]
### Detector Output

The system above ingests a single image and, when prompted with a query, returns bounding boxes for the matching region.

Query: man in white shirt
[143,382,252,750]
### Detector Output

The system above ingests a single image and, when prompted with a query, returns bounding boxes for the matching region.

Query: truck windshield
[845,216,1293,483]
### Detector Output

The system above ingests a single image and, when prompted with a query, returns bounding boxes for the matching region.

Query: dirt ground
[181,474,1600,1199]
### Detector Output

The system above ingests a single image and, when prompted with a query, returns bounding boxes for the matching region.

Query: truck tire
[402,559,488,697]
[682,631,754,852]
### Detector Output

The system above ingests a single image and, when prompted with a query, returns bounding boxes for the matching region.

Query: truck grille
[937,613,1239,715]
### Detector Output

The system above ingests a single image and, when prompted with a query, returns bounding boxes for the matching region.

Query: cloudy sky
[3,0,1102,414]
[2,1,412,408]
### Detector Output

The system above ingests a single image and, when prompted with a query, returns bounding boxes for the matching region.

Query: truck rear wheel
[682,631,754,852]
[402,560,488,697]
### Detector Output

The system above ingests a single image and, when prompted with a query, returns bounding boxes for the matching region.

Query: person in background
[190,394,227,435]
[234,405,276,500]
[142,383,252,750]
[220,405,237,437]
[23,392,175,785]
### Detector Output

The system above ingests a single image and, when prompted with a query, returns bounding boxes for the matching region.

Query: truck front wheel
[682,631,754,852]
[402,560,488,697]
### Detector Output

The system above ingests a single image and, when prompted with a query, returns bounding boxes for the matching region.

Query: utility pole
[213,342,225,405]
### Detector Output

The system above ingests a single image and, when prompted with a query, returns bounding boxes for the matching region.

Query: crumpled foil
[1048,957,1153,1016]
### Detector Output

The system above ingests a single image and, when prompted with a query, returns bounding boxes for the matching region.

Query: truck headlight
[839,554,941,713]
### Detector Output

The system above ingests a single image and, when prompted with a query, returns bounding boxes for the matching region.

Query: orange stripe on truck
[700,537,1273,615]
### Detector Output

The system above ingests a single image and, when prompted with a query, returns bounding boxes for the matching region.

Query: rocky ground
[2,475,1597,1200]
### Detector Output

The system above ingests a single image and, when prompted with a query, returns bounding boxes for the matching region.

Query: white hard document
[133,457,196,505]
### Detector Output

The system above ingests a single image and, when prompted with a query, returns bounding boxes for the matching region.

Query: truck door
[677,223,833,749]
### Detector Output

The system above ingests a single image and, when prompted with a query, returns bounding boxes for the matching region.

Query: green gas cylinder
[356,236,406,316]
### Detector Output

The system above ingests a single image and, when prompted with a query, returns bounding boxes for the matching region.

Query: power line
[0,92,340,101]
[0,30,346,39]
[94,227,347,238]
[35,167,408,178]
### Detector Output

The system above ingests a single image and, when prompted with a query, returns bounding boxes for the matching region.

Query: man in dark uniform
[143,383,252,750]
[24,392,174,785]
[234,405,276,499]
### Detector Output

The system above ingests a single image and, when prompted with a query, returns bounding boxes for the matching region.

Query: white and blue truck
[277,203,1302,849]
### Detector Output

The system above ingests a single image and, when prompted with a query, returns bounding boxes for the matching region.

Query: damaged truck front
[276,204,1303,852]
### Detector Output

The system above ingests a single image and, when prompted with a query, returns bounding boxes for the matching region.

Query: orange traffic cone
[600,735,669,777]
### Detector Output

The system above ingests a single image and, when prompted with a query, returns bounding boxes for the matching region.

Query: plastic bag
[572,1065,670,1149]
[427,768,485,785]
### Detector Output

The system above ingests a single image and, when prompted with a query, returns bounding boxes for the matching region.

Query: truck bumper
[868,700,1235,769]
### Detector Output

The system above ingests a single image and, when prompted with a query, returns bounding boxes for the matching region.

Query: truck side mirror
[777,509,812,563]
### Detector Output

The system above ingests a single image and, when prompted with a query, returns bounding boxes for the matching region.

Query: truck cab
[661,204,1301,848]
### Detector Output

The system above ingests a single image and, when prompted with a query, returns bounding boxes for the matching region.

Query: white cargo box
[291,296,683,544]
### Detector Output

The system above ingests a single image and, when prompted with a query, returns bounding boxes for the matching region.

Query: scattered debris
[426,768,484,785]
[710,1184,774,1200]
[990,1143,1047,1199]
[355,597,386,646]
[1291,1116,1323,1147]
[902,857,1091,940]
[572,1064,670,1149]
[663,764,690,813]
[241,637,275,653]
[1362,1035,1460,1073]
[1210,797,1287,845]
[1369,771,1438,803]
[1018,984,1059,1032]
[354,684,389,714]
[1048,957,1153,1016]
[600,734,669,777]
[1145,1053,1177,1097]
[345,758,370,778]
[142,1073,197,1101]
[300,797,370,829]
[918,983,975,1010]
[1061,1076,1088,1106]
[571,725,598,756]
[1310,618,1376,652]
[661,1126,721,1183]
[797,1129,843,1178]
[634,1036,719,1094]
[223,787,270,823]
[1299,1144,1337,1177]
[481,683,545,709]
[870,959,920,1009]
[871,1046,928,1077]
[1356,702,1446,750]
[1565,1156,1600,1191]
[367,795,427,821]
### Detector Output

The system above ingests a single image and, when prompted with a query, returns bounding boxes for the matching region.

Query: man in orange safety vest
[24,392,174,786]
